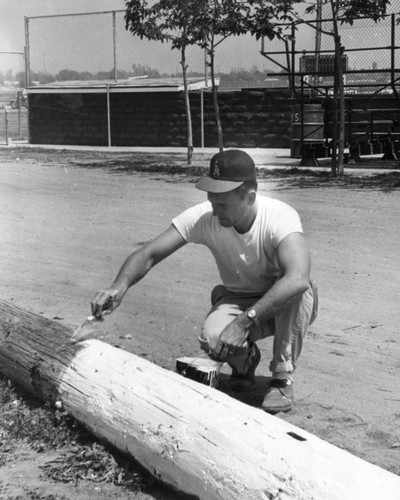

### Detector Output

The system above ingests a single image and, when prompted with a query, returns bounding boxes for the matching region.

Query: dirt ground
[0,146,399,499]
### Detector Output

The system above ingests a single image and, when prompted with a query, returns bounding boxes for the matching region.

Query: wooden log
[0,299,399,500]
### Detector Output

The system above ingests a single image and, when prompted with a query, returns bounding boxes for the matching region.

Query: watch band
[246,308,261,327]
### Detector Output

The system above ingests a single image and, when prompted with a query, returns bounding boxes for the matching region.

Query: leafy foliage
[125,0,207,49]
[303,0,390,24]
[40,442,147,488]
[0,378,83,450]
[0,376,151,491]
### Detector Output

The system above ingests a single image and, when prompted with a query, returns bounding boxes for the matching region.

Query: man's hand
[91,287,123,318]
[215,317,250,359]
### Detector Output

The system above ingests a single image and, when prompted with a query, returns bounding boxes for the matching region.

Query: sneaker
[229,343,261,392]
[261,379,294,414]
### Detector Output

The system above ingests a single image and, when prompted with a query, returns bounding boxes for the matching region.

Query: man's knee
[199,323,220,352]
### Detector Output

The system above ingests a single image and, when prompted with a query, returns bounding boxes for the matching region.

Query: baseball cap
[195,149,256,193]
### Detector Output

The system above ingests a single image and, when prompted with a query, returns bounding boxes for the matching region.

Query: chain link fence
[262,11,400,95]
[17,8,400,150]
[24,9,400,91]
[0,49,28,143]
[0,94,28,145]
[25,9,283,87]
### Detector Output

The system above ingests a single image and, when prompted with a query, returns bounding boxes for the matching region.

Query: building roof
[26,76,219,94]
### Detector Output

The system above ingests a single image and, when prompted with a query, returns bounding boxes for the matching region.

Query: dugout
[26,77,293,149]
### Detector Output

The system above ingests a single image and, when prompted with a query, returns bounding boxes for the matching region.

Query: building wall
[28,89,293,148]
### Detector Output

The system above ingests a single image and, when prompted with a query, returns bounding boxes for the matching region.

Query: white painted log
[0,299,399,499]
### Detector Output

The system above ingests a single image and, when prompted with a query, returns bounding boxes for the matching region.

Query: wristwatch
[246,308,260,327]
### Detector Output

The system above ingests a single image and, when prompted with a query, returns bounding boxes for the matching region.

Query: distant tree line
[0,64,282,90]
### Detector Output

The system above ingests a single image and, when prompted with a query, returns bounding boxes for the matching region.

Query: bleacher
[311,95,400,164]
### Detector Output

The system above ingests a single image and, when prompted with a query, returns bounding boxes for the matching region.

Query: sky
[0,0,269,76]
[0,0,126,51]
[0,1,399,78]
[0,0,274,76]
[0,0,129,74]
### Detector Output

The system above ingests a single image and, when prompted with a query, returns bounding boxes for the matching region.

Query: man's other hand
[91,288,121,318]
[216,318,249,358]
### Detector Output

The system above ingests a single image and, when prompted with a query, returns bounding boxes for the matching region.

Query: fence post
[4,106,8,146]
[18,92,22,140]
[201,88,204,148]
[106,84,111,147]
[112,11,117,82]
[24,17,30,88]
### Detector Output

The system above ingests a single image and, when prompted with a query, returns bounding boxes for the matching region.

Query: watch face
[248,309,256,318]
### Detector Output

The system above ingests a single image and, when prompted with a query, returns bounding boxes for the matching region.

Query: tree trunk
[331,76,339,177]
[337,42,346,175]
[181,46,193,166]
[334,39,345,175]
[0,299,399,500]
[330,3,339,176]
[330,2,345,176]
[208,41,224,152]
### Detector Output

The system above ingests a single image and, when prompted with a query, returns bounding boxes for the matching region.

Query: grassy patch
[0,376,153,492]
[6,492,68,500]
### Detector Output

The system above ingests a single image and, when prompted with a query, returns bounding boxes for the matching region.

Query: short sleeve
[172,202,211,243]
[270,208,303,247]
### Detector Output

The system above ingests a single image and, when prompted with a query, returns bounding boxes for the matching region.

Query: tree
[187,0,295,151]
[189,1,254,151]
[125,0,207,166]
[57,69,82,82]
[296,0,390,175]
[125,1,295,154]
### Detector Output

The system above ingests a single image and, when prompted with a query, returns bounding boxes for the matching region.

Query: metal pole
[4,107,8,146]
[24,17,30,88]
[313,0,322,93]
[106,84,111,147]
[18,92,22,140]
[291,23,296,96]
[390,14,396,95]
[112,11,117,82]
[24,18,30,143]
[201,88,204,148]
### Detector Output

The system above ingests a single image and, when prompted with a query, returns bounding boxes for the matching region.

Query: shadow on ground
[74,158,400,193]
[257,167,400,192]
[2,147,400,192]
[217,373,272,408]
[71,155,400,192]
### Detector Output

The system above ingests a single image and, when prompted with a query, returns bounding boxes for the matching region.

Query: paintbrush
[70,312,110,344]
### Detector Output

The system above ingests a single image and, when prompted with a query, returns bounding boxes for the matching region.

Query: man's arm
[91,224,186,317]
[218,232,311,349]
[248,231,311,323]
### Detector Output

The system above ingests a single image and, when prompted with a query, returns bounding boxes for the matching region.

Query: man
[91,149,318,414]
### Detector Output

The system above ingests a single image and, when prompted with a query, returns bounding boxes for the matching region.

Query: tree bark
[208,36,224,152]
[0,299,399,500]
[181,45,193,166]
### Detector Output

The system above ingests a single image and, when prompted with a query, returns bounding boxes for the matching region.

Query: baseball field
[0,146,399,499]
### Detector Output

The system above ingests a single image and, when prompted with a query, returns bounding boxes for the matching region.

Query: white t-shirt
[172,195,303,294]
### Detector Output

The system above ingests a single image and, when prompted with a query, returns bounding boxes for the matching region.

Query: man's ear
[247,189,257,205]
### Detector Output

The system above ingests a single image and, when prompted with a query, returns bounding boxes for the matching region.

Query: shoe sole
[261,387,294,414]
[261,403,293,414]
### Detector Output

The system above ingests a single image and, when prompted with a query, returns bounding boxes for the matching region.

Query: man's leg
[201,302,260,374]
[262,280,318,413]
[199,286,273,390]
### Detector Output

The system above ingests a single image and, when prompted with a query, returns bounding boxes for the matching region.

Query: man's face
[207,189,249,228]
